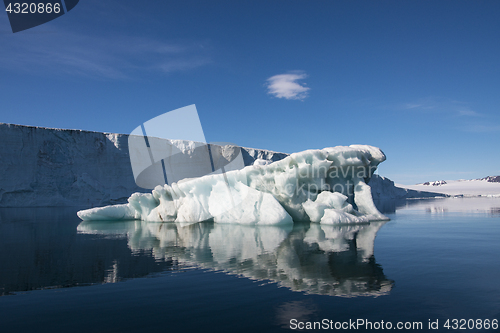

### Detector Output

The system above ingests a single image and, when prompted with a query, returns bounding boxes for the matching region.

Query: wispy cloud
[397,97,462,113]
[398,97,484,117]
[457,109,482,117]
[462,124,500,132]
[402,103,424,110]
[266,71,310,100]
[0,30,211,79]
[158,58,210,73]
[393,97,499,133]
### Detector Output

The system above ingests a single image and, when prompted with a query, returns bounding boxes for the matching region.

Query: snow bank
[78,145,389,224]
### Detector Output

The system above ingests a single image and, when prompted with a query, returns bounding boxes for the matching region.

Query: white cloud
[266,72,310,100]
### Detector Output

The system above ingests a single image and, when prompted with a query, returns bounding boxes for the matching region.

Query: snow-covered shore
[398,179,500,197]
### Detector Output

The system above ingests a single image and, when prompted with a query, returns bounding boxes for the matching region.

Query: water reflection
[0,208,177,296]
[392,197,500,216]
[78,220,393,297]
[0,207,392,297]
[275,300,318,329]
[490,207,500,216]
[426,207,448,214]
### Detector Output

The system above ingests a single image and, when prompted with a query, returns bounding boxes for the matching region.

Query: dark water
[1,198,500,332]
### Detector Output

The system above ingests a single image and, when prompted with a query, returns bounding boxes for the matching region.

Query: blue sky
[1,0,499,184]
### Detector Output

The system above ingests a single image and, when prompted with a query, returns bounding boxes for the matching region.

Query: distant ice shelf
[0,123,286,207]
[369,174,449,201]
[78,145,390,225]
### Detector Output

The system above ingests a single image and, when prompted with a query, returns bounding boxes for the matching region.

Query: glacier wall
[369,174,448,201]
[0,123,287,207]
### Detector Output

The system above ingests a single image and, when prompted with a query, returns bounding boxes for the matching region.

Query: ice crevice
[78,145,389,225]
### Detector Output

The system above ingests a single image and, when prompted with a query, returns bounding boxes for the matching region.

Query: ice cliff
[78,145,390,224]
[0,123,286,207]
[368,174,448,201]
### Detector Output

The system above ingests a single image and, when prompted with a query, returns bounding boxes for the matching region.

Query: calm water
[1,198,500,332]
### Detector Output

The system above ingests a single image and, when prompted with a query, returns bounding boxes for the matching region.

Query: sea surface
[1,197,499,332]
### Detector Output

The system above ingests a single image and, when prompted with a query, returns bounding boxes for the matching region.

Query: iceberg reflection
[78,220,393,297]
[0,208,178,296]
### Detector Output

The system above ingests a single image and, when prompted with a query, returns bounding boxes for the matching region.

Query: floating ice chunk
[77,204,137,221]
[77,145,389,225]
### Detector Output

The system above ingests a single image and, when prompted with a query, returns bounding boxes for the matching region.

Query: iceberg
[77,145,389,224]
